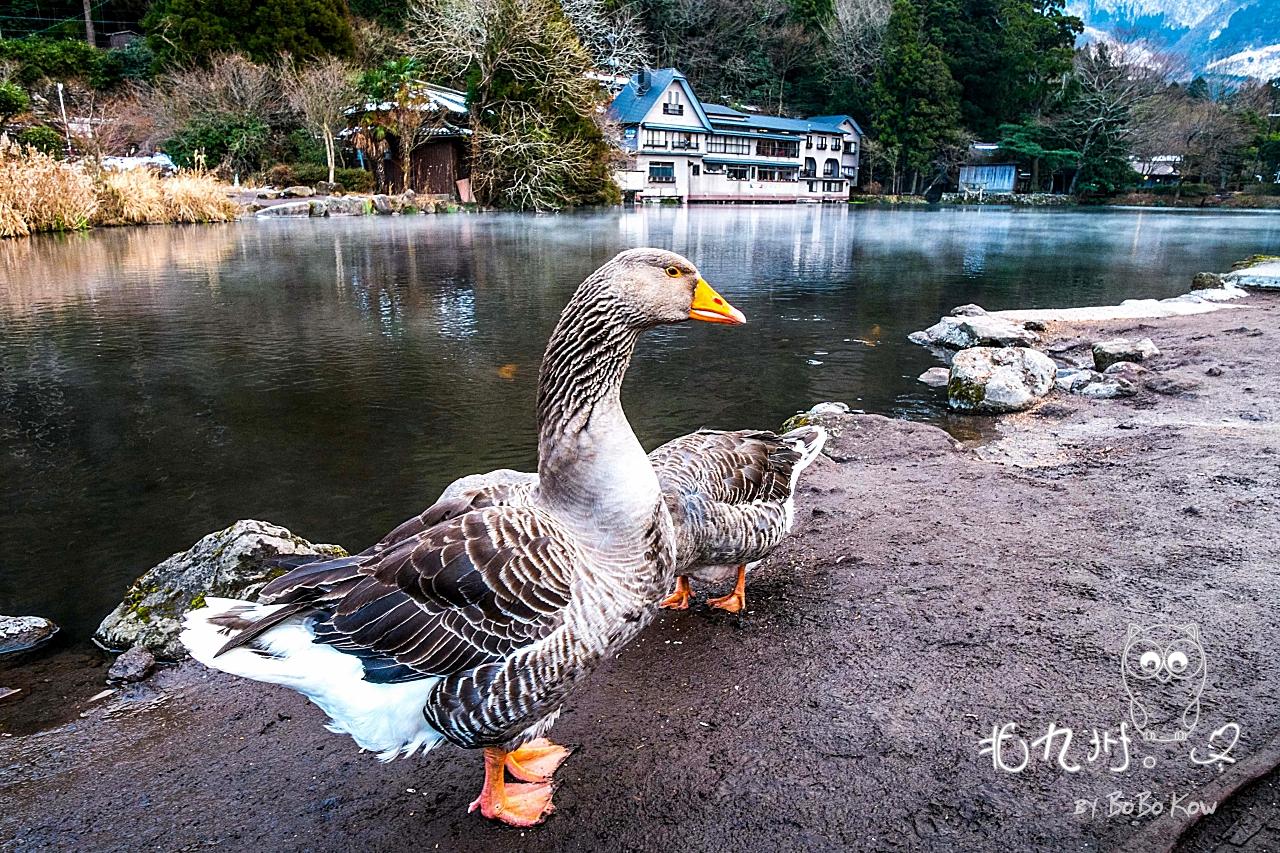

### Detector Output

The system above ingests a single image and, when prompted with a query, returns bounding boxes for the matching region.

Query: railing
[670,140,699,150]
[798,169,816,179]
[644,140,668,148]
[662,103,684,115]
[648,175,676,183]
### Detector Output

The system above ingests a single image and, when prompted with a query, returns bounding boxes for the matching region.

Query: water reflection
[1,207,1277,639]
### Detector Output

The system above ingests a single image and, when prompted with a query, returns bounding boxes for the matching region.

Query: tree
[144,0,357,67]
[997,118,1076,191]
[281,56,360,184]
[869,0,960,193]
[354,57,436,191]
[408,0,618,209]
[1051,43,1163,196]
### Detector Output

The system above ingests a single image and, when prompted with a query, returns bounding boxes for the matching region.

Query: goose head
[599,249,746,328]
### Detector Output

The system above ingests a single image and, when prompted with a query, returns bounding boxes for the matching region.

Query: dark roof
[607,69,712,131]
[702,103,749,118]
[807,114,865,136]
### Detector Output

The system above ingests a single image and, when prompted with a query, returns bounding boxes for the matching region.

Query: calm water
[2,206,1278,640]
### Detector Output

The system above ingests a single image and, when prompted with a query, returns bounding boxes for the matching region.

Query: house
[1131,155,1183,188]
[348,83,470,196]
[607,68,861,203]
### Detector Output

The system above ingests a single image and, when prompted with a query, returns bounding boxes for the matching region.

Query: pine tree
[870,0,961,193]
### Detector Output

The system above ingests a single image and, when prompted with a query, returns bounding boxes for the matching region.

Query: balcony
[670,140,699,151]
[644,141,668,149]
[662,103,684,116]
[648,175,676,184]
[798,169,816,179]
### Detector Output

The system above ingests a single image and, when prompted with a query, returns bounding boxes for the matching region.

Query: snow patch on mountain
[1205,43,1280,78]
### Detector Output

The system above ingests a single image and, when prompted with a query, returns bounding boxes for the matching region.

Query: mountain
[1068,0,1280,80]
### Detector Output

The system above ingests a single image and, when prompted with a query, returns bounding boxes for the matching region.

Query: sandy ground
[2,292,1279,853]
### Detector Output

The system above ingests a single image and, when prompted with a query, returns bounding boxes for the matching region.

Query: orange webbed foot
[707,566,747,613]
[469,780,556,827]
[659,576,693,610]
[505,737,574,783]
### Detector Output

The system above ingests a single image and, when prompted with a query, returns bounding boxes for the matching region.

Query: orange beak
[689,278,746,325]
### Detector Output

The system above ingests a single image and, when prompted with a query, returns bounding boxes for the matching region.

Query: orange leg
[468,746,557,827]
[659,576,694,610]
[504,737,574,782]
[706,565,747,613]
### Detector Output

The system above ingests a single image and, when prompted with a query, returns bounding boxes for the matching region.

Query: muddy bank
[2,293,1280,853]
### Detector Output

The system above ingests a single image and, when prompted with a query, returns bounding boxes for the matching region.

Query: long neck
[534,280,654,532]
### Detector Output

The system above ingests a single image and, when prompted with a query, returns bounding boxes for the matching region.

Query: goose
[179,249,746,827]
[650,426,826,613]
[399,425,826,615]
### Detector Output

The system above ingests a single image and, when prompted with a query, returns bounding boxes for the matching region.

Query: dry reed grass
[0,141,239,238]
[0,142,99,238]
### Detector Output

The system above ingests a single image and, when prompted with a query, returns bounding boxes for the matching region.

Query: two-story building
[608,68,861,203]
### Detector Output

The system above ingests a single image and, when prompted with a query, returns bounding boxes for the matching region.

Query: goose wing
[650,428,803,506]
[247,505,577,684]
[361,477,537,557]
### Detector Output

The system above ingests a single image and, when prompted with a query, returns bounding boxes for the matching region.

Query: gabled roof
[606,69,714,132]
[808,114,865,136]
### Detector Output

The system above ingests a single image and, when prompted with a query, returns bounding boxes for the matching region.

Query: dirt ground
[2,291,1279,853]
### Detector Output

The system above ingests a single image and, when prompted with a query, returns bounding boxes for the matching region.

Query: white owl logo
[1121,623,1207,742]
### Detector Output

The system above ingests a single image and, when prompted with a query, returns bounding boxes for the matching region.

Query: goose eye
[665,266,681,278]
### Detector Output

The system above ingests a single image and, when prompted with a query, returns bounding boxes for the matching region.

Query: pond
[2,205,1278,641]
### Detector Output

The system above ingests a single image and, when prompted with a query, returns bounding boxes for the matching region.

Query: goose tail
[780,424,827,492]
[180,597,443,761]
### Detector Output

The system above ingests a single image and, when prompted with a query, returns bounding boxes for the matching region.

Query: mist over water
[2,205,1277,639]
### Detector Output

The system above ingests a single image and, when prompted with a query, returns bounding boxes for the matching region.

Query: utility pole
[83,0,94,46]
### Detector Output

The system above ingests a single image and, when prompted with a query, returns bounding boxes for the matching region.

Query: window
[691,164,701,176]
[816,137,827,150]
[644,129,667,148]
[671,133,698,150]
[823,180,843,192]
[649,162,676,183]
[756,139,800,158]
[844,139,855,153]
[663,90,684,116]
[805,135,813,149]
[802,157,816,177]
[704,162,725,174]
[842,166,856,178]
[706,135,750,154]
[823,158,839,177]
[807,181,816,192]
[832,136,842,149]
[757,167,797,182]
[726,165,750,181]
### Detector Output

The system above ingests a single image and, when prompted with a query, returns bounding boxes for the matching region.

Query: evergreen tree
[870,0,960,192]
[144,0,357,66]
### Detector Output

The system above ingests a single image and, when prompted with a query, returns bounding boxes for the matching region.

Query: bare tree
[826,0,891,88]
[559,0,650,80]
[280,57,360,184]
[767,23,813,115]
[407,0,607,207]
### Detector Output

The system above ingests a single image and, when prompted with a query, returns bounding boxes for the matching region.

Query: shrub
[163,112,272,174]
[96,169,169,224]
[266,163,297,186]
[16,126,64,157]
[160,172,240,222]
[287,129,327,165]
[0,38,120,89]
[0,82,30,125]
[1151,182,1214,197]
[289,163,374,192]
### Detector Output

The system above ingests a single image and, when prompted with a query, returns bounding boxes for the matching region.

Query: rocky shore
[2,284,1280,853]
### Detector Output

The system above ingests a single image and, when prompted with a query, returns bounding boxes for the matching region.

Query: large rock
[94,520,347,661]
[0,615,58,657]
[107,645,156,683]
[909,314,1040,350]
[782,402,962,462]
[281,185,315,198]
[917,367,951,387]
[371,194,394,215]
[948,347,1056,414]
[1055,368,1136,398]
[1227,259,1280,289]
[326,196,372,216]
[1093,337,1159,371]
[255,201,313,218]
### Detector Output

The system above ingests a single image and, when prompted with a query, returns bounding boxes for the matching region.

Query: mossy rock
[94,520,347,661]
[1231,254,1280,270]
